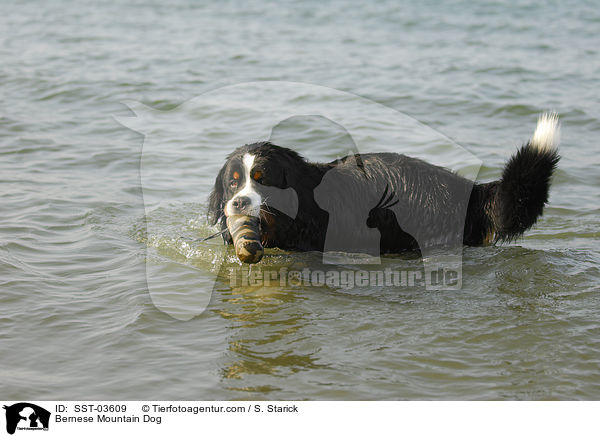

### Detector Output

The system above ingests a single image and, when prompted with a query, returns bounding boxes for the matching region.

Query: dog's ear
[276,148,306,189]
[281,159,318,207]
[208,164,226,226]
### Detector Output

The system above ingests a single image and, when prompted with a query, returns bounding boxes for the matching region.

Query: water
[1,0,599,400]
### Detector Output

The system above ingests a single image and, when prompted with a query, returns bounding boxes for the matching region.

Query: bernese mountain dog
[208,113,560,259]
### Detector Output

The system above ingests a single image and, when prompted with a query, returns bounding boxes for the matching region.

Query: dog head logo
[3,403,50,435]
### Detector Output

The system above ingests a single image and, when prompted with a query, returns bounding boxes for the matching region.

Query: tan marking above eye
[233,171,240,180]
[252,170,262,181]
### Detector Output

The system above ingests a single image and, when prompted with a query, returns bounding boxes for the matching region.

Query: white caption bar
[0,401,596,437]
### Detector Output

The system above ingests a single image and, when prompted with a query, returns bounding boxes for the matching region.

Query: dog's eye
[252,171,263,181]
[233,171,240,180]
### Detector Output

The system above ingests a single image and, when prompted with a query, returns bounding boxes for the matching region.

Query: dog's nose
[232,196,251,211]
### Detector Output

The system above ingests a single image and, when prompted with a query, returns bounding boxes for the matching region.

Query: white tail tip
[531,112,560,151]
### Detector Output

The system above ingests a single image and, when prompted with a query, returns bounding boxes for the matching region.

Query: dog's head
[208,142,309,246]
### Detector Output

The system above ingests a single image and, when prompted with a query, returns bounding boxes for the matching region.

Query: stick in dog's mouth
[226,215,264,264]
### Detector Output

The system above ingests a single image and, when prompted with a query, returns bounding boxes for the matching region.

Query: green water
[1,0,599,400]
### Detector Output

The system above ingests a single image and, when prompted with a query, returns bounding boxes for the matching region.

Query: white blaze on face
[225,153,261,217]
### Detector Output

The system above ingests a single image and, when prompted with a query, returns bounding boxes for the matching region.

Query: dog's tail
[466,113,561,245]
[486,112,561,242]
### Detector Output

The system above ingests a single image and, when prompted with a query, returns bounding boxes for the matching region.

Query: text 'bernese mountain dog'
[208,113,560,264]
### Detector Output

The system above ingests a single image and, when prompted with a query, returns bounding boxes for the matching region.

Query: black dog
[208,113,560,256]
